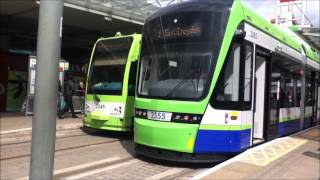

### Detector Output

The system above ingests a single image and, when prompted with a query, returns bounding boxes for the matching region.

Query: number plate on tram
[147,111,172,121]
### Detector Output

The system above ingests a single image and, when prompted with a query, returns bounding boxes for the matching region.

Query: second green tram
[84,34,141,131]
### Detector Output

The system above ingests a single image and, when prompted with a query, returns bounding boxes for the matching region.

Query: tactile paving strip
[238,137,307,166]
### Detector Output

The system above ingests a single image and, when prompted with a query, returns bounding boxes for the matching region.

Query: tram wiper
[165,79,196,98]
[94,94,100,102]
[91,89,100,102]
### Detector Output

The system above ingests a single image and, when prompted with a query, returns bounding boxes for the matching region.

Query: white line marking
[146,168,185,180]
[54,156,121,175]
[65,159,139,180]
[17,156,121,180]
[0,128,32,134]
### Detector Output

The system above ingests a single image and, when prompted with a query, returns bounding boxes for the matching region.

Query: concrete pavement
[194,125,320,180]
[1,112,319,179]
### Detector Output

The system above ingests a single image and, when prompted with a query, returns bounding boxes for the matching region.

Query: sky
[242,0,320,27]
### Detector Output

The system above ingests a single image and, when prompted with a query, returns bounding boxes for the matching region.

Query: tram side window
[243,45,253,102]
[296,78,302,107]
[138,57,152,95]
[211,42,252,110]
[306,77,312,106]
[128,62,137,96]
[273,54,302,108]
[282,77,295,108]
[219,43,241,102]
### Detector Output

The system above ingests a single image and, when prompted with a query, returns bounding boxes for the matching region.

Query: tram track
[1,126,90,137]
[0,128,80,142]
[1,133,89,147]
[1,127,86,137]
[2,128,206,180]
[0,128,102,146]
[1,139,120,161]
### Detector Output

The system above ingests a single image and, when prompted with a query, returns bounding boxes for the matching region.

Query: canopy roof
[290,26,320,52]
[64,0,188,25]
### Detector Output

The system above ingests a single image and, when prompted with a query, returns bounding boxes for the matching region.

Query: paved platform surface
[195,125,320,180]
[0,112,83,133]
[1,112,319,180]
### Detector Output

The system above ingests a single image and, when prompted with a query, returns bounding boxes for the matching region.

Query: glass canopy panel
[64,0,190,24]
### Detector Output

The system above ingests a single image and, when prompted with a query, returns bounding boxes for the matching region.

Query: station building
[0,0,318,113]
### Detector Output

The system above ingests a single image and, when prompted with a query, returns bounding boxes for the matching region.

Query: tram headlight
[192,116,198,121]
[171,113,202,124]
[135,108,147,118]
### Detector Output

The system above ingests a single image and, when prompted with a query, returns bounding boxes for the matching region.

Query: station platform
[1,112,319,179]
[0,112,82,133]
[194,125,320,180]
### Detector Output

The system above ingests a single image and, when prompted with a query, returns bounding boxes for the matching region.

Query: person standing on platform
[79,80,85,96]
[57,80,64,118]
[59,76,78,119]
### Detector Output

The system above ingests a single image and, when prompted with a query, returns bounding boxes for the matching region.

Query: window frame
[87,37,133,96]
[128,61,137,96]
[270,52,302,108]
[210,39,253,110]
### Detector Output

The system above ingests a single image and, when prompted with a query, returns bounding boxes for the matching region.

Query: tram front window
[138,9,230,100]
[139,44,212,99]
[87,38,133,95]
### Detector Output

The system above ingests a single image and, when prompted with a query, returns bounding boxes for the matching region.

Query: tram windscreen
[138,9,230,100]
[87,37,133,95]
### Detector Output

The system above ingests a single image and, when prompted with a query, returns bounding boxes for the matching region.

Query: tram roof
[237,0,320,63]
[142,0,320,63]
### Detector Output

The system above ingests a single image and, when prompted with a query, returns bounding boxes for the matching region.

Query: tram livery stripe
[194,129,251,153]
[199,124,251,130]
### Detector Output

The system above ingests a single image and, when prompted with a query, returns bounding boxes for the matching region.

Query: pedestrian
[57,80,64,118]
[59,77,78,119]
[78,80,86,113]
[79,80,85,96]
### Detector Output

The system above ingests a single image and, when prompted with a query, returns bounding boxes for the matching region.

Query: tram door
[252,54,267,144]
[267,67,282,140]
[317,75,320,123]
[311,72,318,126]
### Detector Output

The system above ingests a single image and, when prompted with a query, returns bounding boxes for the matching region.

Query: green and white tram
[84,33,141,131]
[134,0,319,162]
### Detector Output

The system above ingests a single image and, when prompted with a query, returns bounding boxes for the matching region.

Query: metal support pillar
[29,0,63,179]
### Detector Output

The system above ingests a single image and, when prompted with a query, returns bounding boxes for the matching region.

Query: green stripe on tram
[279,116,299,123]
[199,124,252,131]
